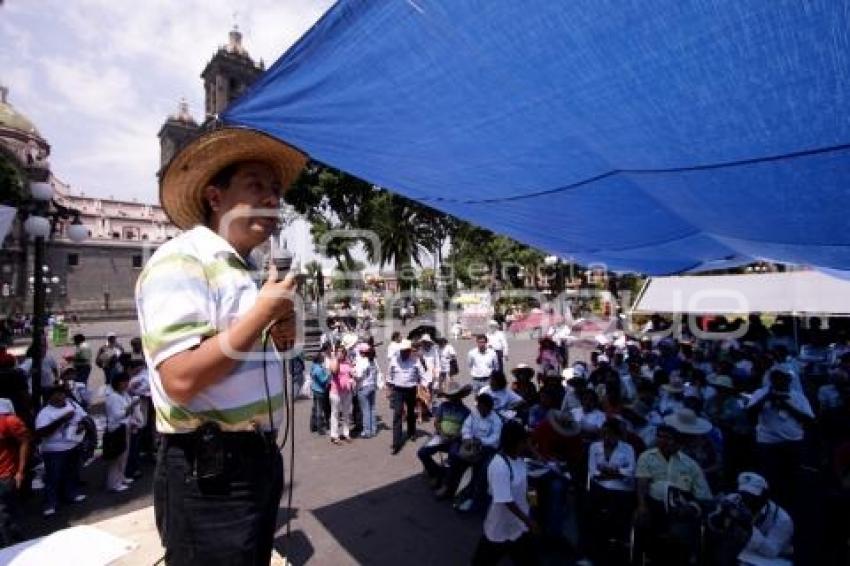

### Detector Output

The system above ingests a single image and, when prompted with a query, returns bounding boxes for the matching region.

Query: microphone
[269,233,298,281]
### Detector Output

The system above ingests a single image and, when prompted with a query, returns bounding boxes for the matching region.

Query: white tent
[631,271,850,315]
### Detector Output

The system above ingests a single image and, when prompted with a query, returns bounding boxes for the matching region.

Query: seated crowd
[415,315,850,565]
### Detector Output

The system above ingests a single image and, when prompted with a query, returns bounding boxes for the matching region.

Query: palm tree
[362,193,435,291]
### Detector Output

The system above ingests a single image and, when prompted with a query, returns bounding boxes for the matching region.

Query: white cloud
[0,0,334,203]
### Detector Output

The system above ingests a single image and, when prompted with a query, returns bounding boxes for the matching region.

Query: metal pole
[31,236,45,410]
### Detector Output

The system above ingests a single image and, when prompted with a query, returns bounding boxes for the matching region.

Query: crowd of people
[0,331,155,545]
[1,310,849,563]
[311,312,850,565]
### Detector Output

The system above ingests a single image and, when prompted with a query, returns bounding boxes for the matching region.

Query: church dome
[0,86,41,137]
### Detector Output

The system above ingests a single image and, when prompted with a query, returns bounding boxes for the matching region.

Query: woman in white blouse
[104,372,140,492]
[586,418,636,561]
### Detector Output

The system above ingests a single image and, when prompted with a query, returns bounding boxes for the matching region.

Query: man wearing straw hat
[135,127,306,565]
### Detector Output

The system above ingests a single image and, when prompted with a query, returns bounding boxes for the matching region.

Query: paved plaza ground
[13,316,583,565]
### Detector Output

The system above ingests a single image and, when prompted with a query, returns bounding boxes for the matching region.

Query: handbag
[102,424,127,460]
[449,356,459,376]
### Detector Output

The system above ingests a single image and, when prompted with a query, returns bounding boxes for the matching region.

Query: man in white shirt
[478,371,524,415]
[438,394,502,506]
[468,335,499,394]
[486,320,509,373]
[746,369,813,509]
[472,420,537,565]
[388,340,427,454]
[586,419,636,559]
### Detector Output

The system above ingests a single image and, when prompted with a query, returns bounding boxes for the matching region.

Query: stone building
[0,85,180,318]
[2,26,263,319]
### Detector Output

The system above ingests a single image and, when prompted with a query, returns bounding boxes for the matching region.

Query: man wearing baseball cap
[135,127,305,565]
[708,472,793,563]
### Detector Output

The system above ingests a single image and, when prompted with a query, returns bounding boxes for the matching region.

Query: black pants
[471,531,538,566]
[391,386,417,449]
[155,432,283,566]
[311,392,330,432]
[0,478,22,547]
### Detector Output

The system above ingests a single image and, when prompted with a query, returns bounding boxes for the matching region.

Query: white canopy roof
[631,271,850,315]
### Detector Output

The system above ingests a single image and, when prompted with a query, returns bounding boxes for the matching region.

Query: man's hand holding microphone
[260,260,299,353]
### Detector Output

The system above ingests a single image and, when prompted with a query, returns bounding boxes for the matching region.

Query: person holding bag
[103,371,139,492]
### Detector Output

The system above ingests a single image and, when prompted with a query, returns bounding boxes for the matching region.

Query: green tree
[0,156,26,206]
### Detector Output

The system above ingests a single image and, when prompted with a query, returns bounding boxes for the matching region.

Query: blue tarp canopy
[223,0,850,275]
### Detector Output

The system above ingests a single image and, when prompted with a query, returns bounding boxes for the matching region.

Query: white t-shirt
[439,344,457,374]
[105,388,133,432]
[748,386,813,443]
[484,454,529,543]
[588,440,636,491]
[35,401,87,453]
[468,348,498,380]
[419,345,440,379]
[486,330,509,355]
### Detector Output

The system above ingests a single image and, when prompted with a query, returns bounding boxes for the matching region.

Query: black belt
[162,429,277,452]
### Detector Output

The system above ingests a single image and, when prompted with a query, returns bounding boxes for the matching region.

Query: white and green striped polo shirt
[135,225,283,434]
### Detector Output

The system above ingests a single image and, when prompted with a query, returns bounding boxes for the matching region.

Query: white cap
[420,333,433,342]
[597,354,610,364]
[737,472,768,497]
[0,398,14,415]
[488,320,499,327]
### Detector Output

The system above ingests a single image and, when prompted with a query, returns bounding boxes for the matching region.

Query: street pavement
[16,316,584,565]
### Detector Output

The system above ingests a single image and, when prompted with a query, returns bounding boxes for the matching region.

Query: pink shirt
[331,361,355,394]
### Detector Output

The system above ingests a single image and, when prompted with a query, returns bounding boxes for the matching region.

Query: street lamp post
[22,180,87,409]
[30,237,46,406]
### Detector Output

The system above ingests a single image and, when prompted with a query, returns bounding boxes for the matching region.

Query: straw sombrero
[664,408,712,435]
[160,126,307,230]
[438,382,472,399]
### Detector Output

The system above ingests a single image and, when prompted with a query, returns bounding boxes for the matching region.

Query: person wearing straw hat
[135,127,305,565]
[658,373,686,417]
[666,407,721,484]
[634,424,712,565]
[419,382,471,489]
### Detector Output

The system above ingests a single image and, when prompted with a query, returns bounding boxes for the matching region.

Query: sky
[1,0,336,263]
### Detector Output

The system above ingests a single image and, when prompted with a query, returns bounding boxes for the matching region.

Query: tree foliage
[286,162,546,291]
